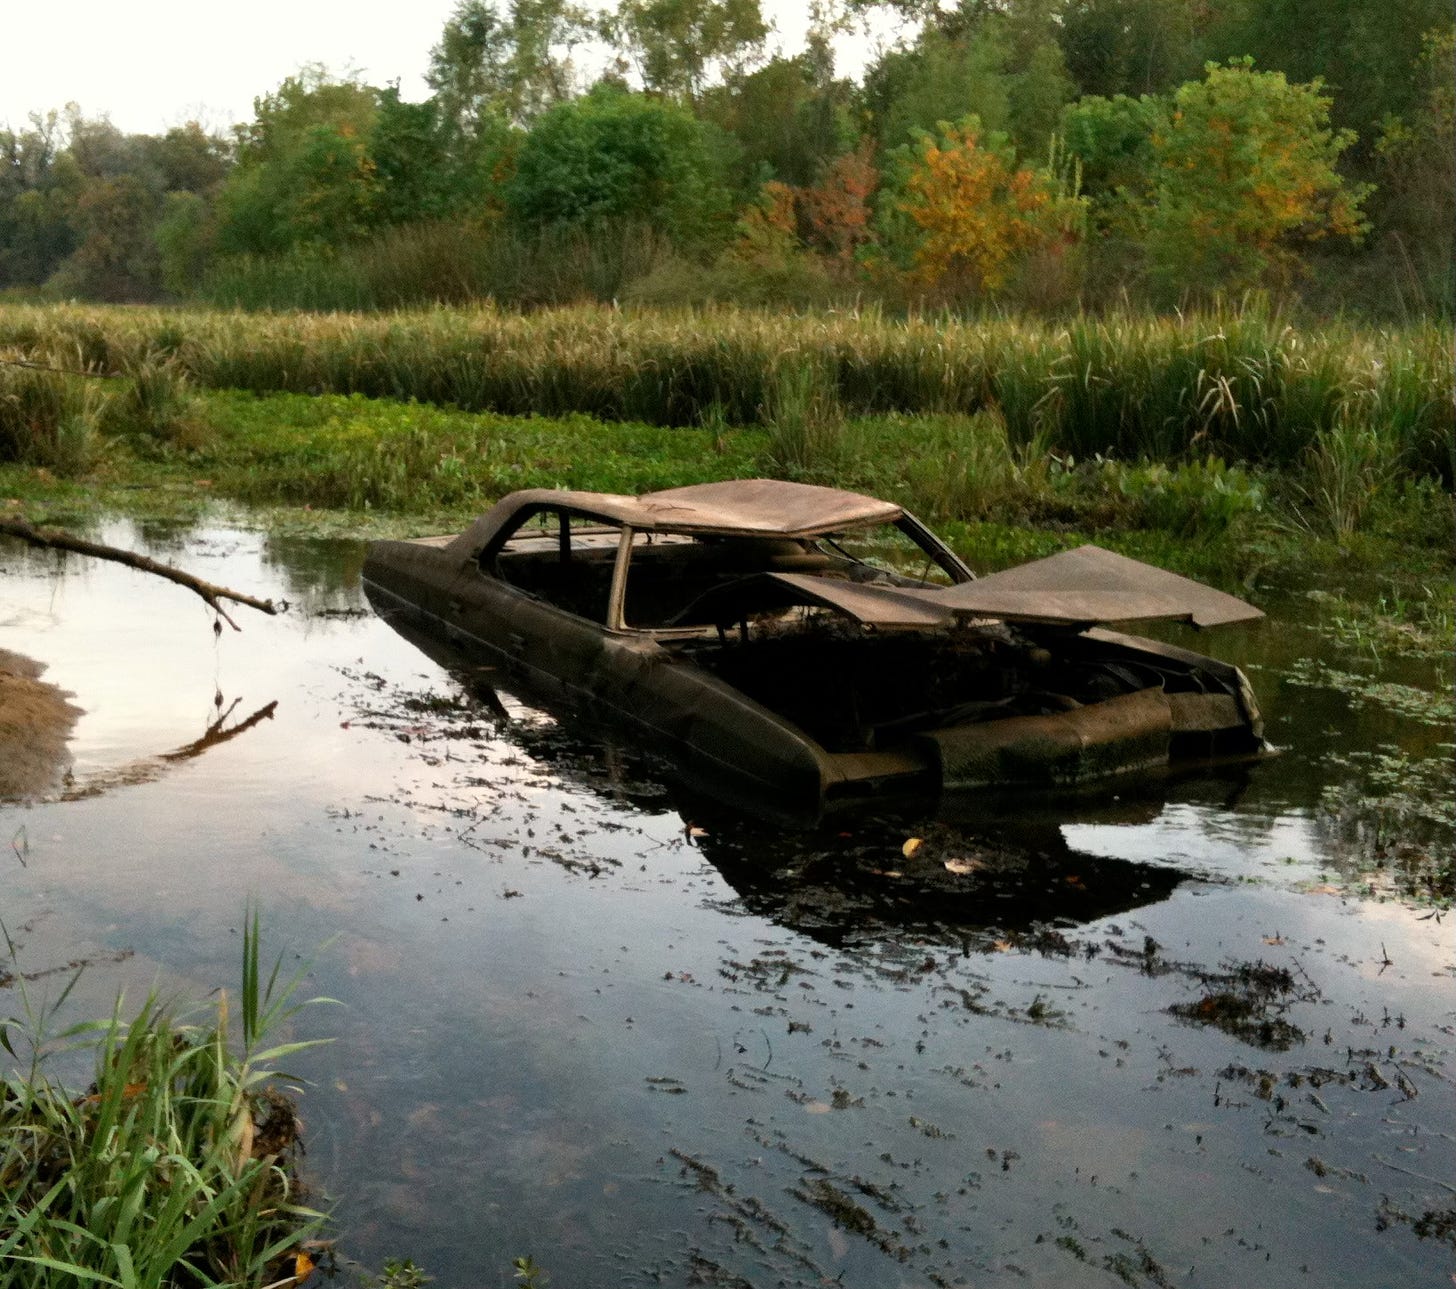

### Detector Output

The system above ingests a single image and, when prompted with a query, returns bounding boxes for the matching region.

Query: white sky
[1,1,887,137]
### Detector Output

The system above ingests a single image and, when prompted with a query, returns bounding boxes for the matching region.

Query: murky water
[3,520,1452,1288]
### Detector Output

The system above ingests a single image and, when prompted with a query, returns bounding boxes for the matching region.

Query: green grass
[0,912,330,1288]
[5,382,1450,614]
[193,391,767,514]
[2,296,1450,627]
[2,301,1450,483]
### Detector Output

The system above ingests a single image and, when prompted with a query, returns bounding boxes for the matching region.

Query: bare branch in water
[0,518,280,630]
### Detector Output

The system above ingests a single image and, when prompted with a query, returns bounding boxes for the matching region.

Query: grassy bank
[2,385,1450,650]
[0,917,326,1288]
[2,299,1450,651]
[2,302,1451,481]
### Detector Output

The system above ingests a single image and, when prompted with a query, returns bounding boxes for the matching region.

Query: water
[2,520,1452,1288]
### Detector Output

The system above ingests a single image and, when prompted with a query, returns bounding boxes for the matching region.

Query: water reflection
[3,521,1453,1289]
[260,532,367,610]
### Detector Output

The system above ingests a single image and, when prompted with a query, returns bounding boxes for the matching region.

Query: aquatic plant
[762,358,845,477]
[0,302,1448,483]
[0,912,330,1288]
[0,350,111,475]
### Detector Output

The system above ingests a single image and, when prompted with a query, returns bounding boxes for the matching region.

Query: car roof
[452,479,904,551]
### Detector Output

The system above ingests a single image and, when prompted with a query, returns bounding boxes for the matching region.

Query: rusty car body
[363,479,1265,811]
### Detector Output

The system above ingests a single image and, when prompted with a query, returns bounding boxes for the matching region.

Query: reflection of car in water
[358,616,1256,949]
[364,480,1265,818]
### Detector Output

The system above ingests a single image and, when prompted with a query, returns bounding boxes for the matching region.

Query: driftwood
[0,517,279,630]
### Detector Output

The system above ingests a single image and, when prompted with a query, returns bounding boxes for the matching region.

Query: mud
[0,648,81,800]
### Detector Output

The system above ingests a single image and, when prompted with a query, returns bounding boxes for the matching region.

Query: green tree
[1203,0,1453,144]
[155,191,212,296]
[1058,0,1205,99]
[145,123,231,195]
[602,0,768,101]
[0,113,75,286]
[370,89,472,226]
[49,173,162,300]
[864,25,1013,149]
[1061,91,1159,200]
[215,68,380,255]
[427,0,583,130]
[1370,25,1455,310]
[861,5,1073,154]
[699,52,859,194]
[1146,58,1369,297]
[504,84,732,241]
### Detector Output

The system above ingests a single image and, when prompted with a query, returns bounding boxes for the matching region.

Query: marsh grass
[0,912,330,1288]
[0,303,1447,486]
[763,360,845,477]
[1,348,208,473]
[1296,417,1400,539]
[202,221,680,313]
[198,391,766,512]
[0,350,112,475]
[871,410,1021,519]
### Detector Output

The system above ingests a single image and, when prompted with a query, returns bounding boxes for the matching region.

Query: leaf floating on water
[902,837,924,859]
[943,857,985,875]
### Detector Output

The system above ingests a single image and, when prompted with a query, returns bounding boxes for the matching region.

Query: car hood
[684,545,1263,632]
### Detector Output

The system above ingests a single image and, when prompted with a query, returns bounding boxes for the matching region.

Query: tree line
[2,0,1450,314]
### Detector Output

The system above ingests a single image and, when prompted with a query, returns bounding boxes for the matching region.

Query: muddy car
[363,479,1265,811]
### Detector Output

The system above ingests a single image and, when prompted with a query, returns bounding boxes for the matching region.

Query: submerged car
[363,479,1265,811]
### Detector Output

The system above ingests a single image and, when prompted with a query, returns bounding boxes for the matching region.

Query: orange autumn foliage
[799,142,878,267]
[728,146,879,279]
[897,120,1078,295]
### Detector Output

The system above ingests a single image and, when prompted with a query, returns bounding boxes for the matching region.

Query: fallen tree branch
[0,518,280,631]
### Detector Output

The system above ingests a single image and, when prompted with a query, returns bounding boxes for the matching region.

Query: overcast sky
[2,1,886,137]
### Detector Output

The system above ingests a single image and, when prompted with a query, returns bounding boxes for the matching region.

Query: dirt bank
[0,648,81,800]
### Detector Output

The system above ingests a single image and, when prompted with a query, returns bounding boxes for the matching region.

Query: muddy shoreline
[0,647,80,799]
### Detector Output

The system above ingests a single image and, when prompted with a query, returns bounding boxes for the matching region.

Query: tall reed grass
[0,350,201,473]
[0,351,112,473]
[0,913,329,1288]
[1,301,1450,483]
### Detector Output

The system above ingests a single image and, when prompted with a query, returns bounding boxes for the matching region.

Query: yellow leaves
[261,1246,322,1289]
[895,120,1078,296]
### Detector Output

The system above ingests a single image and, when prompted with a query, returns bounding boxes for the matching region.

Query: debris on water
[792,1178,879,1238]
[1167,960,1314,1051]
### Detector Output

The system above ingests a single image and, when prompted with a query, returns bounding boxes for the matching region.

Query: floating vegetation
[1168,960,1314,1051]
[1101,935,1321,1051]
[1283,658,1455,728]
[1321,745,1456,833]
[1304,582,1456,662]
[1317,744,1456,903]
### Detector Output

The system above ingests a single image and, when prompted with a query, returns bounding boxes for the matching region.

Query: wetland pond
[2,518,1453,1289]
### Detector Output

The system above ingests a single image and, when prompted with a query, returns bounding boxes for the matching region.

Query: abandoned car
[363,479,1266,809]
